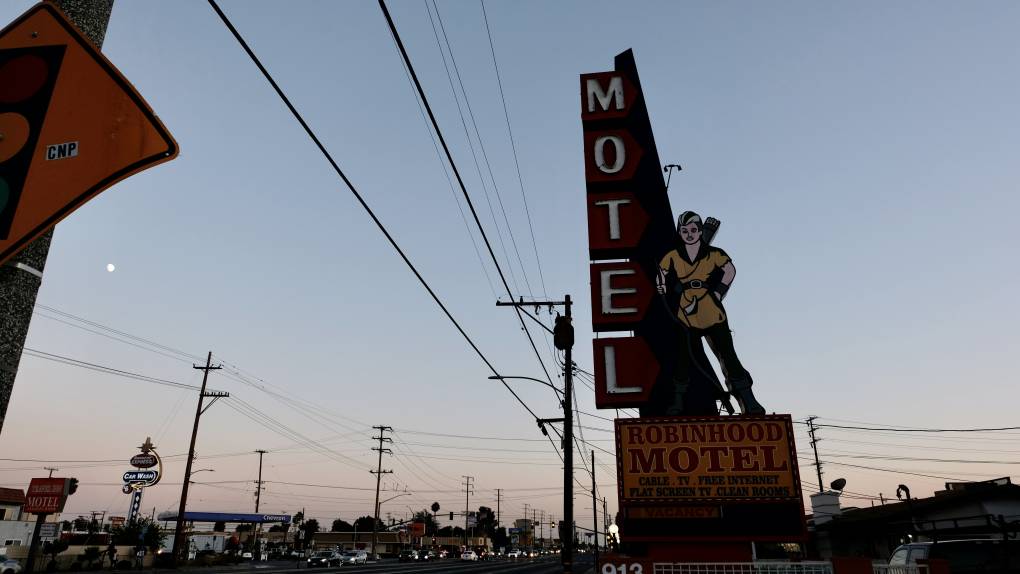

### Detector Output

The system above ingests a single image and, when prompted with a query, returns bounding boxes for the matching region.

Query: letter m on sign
[580,72,636,121]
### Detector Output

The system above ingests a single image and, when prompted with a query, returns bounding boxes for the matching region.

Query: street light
[188,469,214,484]
[487,375,563,397]
[371,493,411,559]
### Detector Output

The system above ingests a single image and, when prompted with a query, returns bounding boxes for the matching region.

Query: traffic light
[0,46,65,239]
[553,315,574,350]
[66,477,78,495]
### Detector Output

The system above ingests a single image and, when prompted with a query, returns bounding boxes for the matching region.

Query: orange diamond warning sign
[0,3,178,265]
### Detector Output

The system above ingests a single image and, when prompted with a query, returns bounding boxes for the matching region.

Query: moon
[106,263,116,273]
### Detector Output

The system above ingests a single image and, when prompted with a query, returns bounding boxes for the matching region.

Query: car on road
[306,550,342,567]
[507,549,523,560]
[890,540,1019,573]
[1,559,21,574]
[461,550,479,561]
[398,550,415,562]
[340,550,367,565]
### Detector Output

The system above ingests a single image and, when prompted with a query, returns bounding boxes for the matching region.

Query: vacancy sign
[0,3,178,265]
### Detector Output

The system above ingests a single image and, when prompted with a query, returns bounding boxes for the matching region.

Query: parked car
[461,550,479,561]
[1,559,21,574]
[306,550,342,567]
[890,540,1019,574]
[340,550,367,565]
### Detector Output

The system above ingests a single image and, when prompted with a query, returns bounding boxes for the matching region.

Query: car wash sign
[582,50,683,410]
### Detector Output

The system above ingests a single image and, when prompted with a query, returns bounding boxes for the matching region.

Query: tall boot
[665,378,689,416]
[727,377,765,415]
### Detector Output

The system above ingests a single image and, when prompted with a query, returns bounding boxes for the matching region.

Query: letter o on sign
[668,446,699,473]
[594,135,626,174]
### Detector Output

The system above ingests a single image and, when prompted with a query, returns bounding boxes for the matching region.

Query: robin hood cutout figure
[656,211,765,415]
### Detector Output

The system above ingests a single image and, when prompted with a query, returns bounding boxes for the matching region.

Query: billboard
[616,416,799,504]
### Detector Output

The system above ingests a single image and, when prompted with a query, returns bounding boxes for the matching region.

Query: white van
[889,540,1018,574]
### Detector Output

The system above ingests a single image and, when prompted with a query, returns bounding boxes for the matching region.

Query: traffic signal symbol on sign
[0,46,65,239]
[0,3,178,265]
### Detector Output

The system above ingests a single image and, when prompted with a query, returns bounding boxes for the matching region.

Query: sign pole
[24,512,47,574]
[562,295,573,573]
[0,1,113,434]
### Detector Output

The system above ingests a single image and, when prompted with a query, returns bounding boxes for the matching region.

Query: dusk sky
[1,0,1019,531]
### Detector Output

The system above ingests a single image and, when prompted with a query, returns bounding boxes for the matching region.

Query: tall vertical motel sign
[583,50,721,415]
[583,52,806,567]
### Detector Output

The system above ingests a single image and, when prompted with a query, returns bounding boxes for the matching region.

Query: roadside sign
[24,478,67,514]
[130,454,157,468]
[122,470,158,483]
[38,523,59,539]
[0,3,178,265]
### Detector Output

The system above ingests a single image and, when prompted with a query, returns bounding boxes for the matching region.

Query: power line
[22,348,203,391]
[205,0,545,427]
[480,0,547,298]
[379,0,558,396]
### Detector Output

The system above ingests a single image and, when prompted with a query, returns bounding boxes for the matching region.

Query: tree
[268,525,286,533]
[213,521,226,532]
[491,527,509,549]
[301,519,320,537]
[331,518,353,532]
[476,506,497,537]
[43,539,69,571]
[292,511,304,525]
[353,516,381,532]
[235,524,252,532]
[80,547,101,569]
[111,519,165,552]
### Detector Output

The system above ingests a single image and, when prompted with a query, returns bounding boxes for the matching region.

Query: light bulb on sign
[106,263,115,272]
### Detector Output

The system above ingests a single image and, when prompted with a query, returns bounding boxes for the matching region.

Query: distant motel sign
[615,416,800,505]
[24,477,68,514]
[582,51,681,411]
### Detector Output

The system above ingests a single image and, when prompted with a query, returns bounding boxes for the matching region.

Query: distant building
[812,477,1020,560]
[0,488,34,549]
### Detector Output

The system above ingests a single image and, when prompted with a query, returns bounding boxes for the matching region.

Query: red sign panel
[587,191,648,257]
[593,337,657,408]
[579,72,638,121]
[590,262,653,331]
[583,130,643,184]
[24,478,67,514]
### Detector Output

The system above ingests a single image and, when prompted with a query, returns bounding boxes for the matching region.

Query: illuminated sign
[616,416,800,504]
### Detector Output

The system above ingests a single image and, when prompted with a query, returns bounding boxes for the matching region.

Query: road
[169,555,594,574]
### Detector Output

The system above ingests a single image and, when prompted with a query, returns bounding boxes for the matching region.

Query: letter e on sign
[589,262,652,330]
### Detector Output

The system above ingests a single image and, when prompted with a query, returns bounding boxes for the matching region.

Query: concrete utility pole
[370,426,392,561]
[462,476,473,547]
[172,352,226,566]
[0,1,115,436]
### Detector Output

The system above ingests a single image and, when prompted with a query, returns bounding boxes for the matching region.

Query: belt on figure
[681,280,709,290]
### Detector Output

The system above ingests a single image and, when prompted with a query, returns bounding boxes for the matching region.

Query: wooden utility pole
[497,294,574,572]
[591,450,598,565]
[172,352,226,565]
[253,449,267,559]
[462,476,474,547]
[0,1,114,436]
[370,426,392,561]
